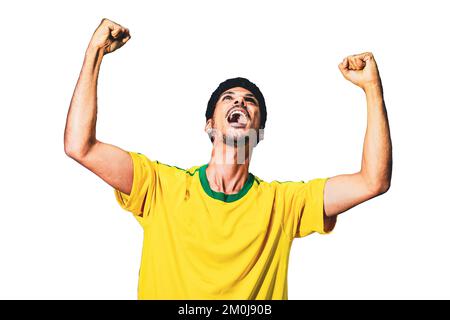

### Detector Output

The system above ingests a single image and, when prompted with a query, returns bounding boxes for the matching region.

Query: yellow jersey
[114,152,334,299]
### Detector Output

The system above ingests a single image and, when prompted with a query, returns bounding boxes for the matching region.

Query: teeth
[227,109,249,126]
[229,110,247,118]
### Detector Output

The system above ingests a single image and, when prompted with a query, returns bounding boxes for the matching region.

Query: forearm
[360,82,392,193]
[64,45,104,158]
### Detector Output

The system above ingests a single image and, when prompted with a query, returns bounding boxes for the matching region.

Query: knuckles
[100,18,123,29]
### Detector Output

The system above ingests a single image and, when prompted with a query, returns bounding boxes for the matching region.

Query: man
[64,18,392,299]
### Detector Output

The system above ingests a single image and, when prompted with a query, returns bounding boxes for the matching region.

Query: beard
[221,129,258,148]
[208,128,262,165]
[222,133,249,147]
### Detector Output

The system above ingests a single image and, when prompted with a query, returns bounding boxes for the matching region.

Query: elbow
[64,142,82,160]
[64,139,92,161]
[361,168,392,197]
[64,124,96,160]
[376,180,391,195]
[368,179,391,197]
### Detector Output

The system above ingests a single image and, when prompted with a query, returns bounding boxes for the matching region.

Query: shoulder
[252,174,305,192]
[155,161,200,175]
[253,173,305,188]
[131,152,201,179]
[252,174,312,199]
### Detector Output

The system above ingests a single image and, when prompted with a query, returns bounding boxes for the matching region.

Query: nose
[233,96,247,107]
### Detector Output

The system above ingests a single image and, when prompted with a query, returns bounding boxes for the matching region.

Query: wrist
[363,80,383,95]
[85,43,105,60]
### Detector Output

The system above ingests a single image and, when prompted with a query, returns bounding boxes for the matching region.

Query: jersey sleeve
[277,178,336,240]
[114,152,158,224]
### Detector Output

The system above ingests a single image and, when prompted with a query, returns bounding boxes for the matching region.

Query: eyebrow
[220,91,257,98]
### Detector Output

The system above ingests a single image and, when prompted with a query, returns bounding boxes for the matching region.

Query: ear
[258,128,265,143]
[205,119,215,142]
[204,119,213,134]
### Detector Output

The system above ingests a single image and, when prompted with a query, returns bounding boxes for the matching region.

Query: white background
[1,0,449,299]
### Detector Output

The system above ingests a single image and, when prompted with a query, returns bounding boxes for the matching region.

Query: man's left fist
[338,52,381,91]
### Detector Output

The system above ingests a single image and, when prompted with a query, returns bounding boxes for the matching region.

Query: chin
[223,127,258,147]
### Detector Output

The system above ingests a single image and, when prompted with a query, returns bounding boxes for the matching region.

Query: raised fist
[338,52,381,91]
[88,18,131,54]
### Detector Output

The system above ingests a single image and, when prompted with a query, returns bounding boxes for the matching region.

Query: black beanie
[205,77,267,129]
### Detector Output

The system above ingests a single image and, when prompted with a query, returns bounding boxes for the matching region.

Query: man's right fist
[88,18,131,54]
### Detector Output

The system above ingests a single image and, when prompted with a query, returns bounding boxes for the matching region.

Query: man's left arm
[324,52,392,218]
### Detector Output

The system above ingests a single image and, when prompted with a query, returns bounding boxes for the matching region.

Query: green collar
[198,164,254,203]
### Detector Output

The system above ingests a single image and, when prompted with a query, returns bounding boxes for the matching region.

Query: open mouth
[226,108,249,128]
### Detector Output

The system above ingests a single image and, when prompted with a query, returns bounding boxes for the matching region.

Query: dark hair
[205,77,267,129]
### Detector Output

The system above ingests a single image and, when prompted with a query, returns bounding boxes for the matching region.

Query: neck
[206,140,253,194]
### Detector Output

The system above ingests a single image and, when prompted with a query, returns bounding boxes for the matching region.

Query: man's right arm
[64,18,133,195]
